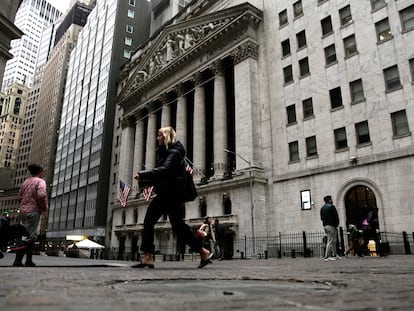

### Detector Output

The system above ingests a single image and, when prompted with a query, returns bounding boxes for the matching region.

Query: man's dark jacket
[320,203,339,227]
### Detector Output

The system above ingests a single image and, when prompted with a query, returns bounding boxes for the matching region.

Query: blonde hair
[159,126,176,148]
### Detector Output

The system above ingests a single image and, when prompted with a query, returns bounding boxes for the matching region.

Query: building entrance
[344,185,378,230]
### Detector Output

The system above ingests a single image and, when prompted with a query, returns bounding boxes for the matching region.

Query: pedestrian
[213,218,225,260]
[197,216,214,252]
[361,207,382,256]
[133,126,213,269]
[13,163,48,267]
[345,224,362,257]
[320,195,341,261]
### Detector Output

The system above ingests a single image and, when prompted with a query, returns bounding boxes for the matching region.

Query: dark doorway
[344,185,378,229]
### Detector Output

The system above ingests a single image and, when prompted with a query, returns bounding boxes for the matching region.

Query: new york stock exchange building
[108,0,414,260]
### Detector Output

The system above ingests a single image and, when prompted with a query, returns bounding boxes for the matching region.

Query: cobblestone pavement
[0,253,413,310]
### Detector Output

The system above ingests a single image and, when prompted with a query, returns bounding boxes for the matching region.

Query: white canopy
[75,239,104,249]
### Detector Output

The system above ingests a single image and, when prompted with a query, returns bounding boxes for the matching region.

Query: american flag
[119,180,131,207]
[184,158,193,175]
[142,186,154,201]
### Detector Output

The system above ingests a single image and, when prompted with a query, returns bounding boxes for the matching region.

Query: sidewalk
[1,253,413,310]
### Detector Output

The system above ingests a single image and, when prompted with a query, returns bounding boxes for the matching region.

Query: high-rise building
[47,0,151,243]
[1,0,62,91]
[111,0,414,259]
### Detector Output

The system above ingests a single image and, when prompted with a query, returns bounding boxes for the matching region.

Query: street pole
[224,149,255,255]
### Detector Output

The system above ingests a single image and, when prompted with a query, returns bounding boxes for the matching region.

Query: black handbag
[183,158,197,202]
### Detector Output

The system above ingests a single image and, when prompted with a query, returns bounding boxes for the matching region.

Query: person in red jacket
[13,164,48,267]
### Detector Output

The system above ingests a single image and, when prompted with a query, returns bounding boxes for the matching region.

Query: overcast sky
[47,0,71,13]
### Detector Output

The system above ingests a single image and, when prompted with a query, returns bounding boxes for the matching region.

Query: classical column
[145,104,157,170]
[175,83,187,149]
[160,94,171,127]
[192,72,206,182]
[231,41,260,170]
[211,60,227,179]
[119,116,135,186]
[133,111,145,196]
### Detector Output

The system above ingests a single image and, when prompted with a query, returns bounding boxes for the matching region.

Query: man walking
[320,195,340,261]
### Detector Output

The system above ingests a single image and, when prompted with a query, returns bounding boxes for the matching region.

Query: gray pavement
[0,253,413,310]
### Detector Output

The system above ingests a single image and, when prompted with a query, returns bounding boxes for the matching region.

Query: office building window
[344,34,358,57]
[126,24,133,33]
[339,5,352,26]
[330,87,343,109]
[350,79,365,103]
[306,136,318,157]
[293,1,303,18]
[391,110,410,137]
[283,65,293,84]
[123,50,131,59]
[321,16,333,36]
[296,30,307,49]
[410,58,414,81]
[325,44,337,65]
[127,9,135,18]
[129,0,135,6]
[355,121,370,145]
[334,127,348,150]
[299,57,310,77]
[371,0,386,11]
[286,104,296,124]
[281,39,291,57]
[279,9,288,27]
[302,98,313,119]
[383,65,402,92]
[375,18,392,42]
[400,5,414,32]
[125,37,132,46]
[289,141,299,162]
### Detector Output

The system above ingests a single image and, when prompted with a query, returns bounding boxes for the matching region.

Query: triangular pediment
[117,2,262,108]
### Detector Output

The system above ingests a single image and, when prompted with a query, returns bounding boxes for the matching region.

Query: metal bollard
[264,250,268,259]
[240,251,244,259]
[291,249,296,258]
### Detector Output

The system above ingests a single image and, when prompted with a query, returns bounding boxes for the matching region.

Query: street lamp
[223,149,255,255]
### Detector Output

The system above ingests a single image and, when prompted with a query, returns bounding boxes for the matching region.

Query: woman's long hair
[159,126,176,149]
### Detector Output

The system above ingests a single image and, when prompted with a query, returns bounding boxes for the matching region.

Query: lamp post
[223,149,255,255]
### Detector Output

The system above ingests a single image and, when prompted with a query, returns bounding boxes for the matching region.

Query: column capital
[210,60,225,75]
[174,83,187,97]
[231,41,259,65]
[121,115,136,128]
[191,71,206,86]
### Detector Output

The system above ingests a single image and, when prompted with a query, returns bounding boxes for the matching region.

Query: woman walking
[133,126,212,268]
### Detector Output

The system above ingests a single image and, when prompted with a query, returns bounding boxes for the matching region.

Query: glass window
[306,136,318,157]
[383,65,402,92]
[410,58,414,81]
[375,18,392,42]
[123,50,131,59]
[400,5,414,32]
[289,141,299,162]
[321,16,333,36]
[125,37,132,46]
[334,127,348,150]
[350,79,365,103]
[344,35,358,58]
[286,104,296,124]
[299,57,310,77]
[339,5,352,26]
[330,87,343,109]
[129,0,135,6]
[371,0,386,11]
[127,9,135,18]
[283,65,293,84]
[355,121,370,145]
[293,1,303,18]
[126,24,133,33]
[279,9,288,27]
[281,39,291,57]
[296,30,307,49]
[391,110,410,137]
[325,44,337,65]
[302,98,313,119]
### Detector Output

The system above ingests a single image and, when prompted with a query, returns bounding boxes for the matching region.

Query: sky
[47,0,71,13]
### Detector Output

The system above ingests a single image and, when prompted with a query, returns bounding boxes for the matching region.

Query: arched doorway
[344,185,378,229]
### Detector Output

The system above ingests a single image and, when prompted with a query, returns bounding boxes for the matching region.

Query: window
[296,30,307,49]
[410,58,414,81]
[286,104,296,124]
[293,1,303,18]
[400,5,414,32]
[391,110,410,137]
[302,98,313,119]
[279,9,288,27]
[127,9,135,18]
[324,44,337,65]
[124,37,132,46]
[355,121,370,145]
[339,5,352,26]
[299,57,310,77]
[344,35,358,57]
[375,18,392,42]
[126,24,133,33]
[321,16,333,36]
[283,65,293,84]
[350,79,365,103]
[123,50,131,59]
[306,136,318,157]
[129,0,135,6]
[330,87,343,109]
[371,0,386,11]
[383,65,402,92]
[334,127,348,150]
[281,39,291,57]
[289,141,299,162]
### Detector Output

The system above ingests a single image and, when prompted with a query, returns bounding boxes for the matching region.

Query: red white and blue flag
[119,180,131,207]
[142,186,154,201]
[184,158,193,175]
